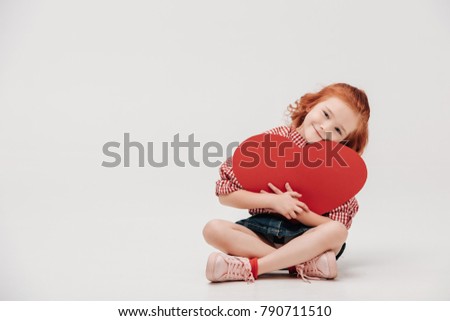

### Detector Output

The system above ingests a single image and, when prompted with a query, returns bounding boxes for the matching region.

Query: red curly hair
[288,83,371,154]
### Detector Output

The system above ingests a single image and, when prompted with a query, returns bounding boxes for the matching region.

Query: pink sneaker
[295,250,337,282]
[206,252,255,283]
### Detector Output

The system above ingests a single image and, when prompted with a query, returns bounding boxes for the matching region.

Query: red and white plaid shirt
[215,125,359,229]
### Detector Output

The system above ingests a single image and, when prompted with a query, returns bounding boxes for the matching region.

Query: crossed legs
[203,219,348,277]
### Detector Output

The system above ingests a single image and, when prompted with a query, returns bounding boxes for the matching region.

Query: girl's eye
[323,111,329,118]
[335,128,342,135]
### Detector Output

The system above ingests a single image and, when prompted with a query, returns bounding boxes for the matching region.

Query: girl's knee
[202,219,228,243]
[330,220,348,235]
[318,220,348,245]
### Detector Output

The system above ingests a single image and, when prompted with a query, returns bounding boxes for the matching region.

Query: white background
[1,0,449,300]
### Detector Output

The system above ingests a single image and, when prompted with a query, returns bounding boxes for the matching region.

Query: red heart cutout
[232,133,367,215]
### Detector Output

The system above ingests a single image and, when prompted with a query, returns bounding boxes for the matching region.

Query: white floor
[2,190,449,301]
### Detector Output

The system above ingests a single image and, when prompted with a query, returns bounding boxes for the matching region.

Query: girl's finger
[286,183,301,197]
[283,214,292,220]
[260,190,268,194]
[296,201,309,211]
[289,191,302,198]
[268,182,282,194]
[285,182,293,192]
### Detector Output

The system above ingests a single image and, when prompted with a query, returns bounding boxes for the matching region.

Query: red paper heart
[232,133,367,214]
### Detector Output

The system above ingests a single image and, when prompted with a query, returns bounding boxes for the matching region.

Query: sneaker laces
[295,261,321,283]
[225,257,255,283]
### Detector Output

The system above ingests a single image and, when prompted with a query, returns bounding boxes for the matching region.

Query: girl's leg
[203,219,276,258]
[257,220,348,275]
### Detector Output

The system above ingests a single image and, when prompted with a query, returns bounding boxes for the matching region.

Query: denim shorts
[236,213,346,260]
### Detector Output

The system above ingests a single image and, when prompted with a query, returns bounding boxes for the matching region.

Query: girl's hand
[260,182,309,220]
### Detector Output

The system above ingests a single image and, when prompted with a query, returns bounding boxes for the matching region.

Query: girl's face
[297,97,359,143]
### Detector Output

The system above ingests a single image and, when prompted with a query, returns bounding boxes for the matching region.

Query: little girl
[202,83,371,283]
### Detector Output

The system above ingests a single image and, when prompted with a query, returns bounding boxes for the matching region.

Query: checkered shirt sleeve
[326,197,359,229]
[215,156,244,196]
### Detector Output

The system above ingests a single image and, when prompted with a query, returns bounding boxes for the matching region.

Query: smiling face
[297,97,360,143]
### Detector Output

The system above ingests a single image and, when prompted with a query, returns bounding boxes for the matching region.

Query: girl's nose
[321,120,333,132]
[320,123,333,139]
